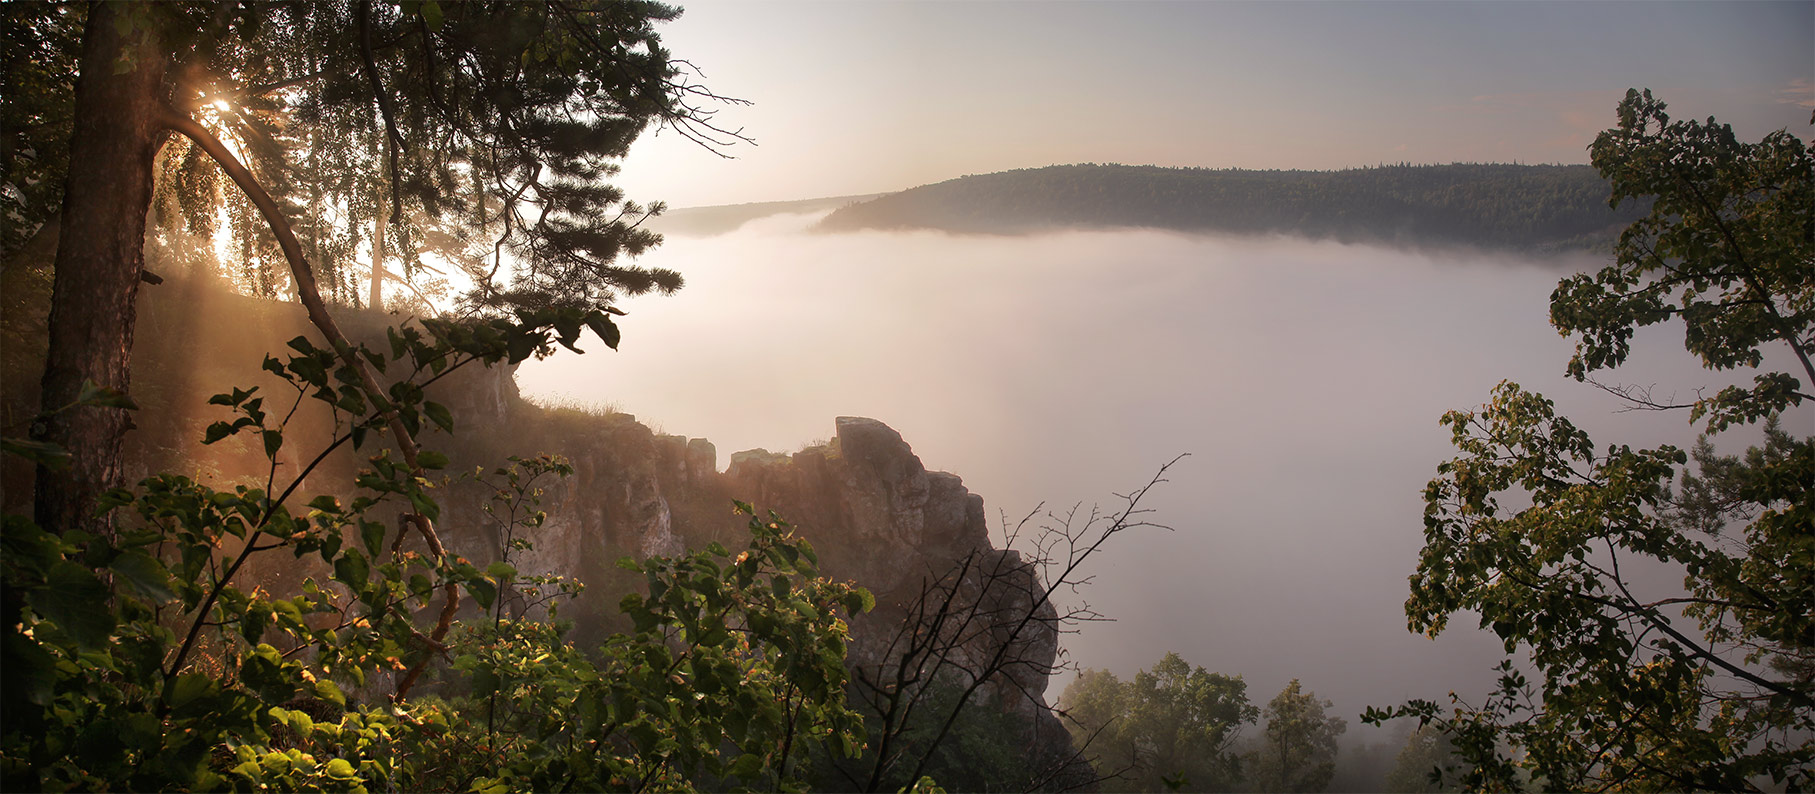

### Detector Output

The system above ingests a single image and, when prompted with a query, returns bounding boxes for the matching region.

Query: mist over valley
[521,207,1770,737]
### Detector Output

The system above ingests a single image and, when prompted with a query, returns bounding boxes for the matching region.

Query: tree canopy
[16,0,740,541]
[1247,679,1346,794]
[9,0,736,311]
[1370,89,1813,791]
[1060,651,1258,792]
[817,162,1647,253]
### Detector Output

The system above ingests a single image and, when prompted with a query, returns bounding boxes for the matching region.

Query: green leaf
[417,450,449,470]
[506,331,537,364]
[408,490,440,522]
[2,632,58,706]
[29,561,116,648]
[166,673,216,710]
[261,429,283,458]
[361,520,386,555]
[312,679,347,708]
[467,578,496,611]
[843,588,876,615]
[215,386,255,406]
[730,752,764,779]
[586,314,622,350]
[388,327,408,360]
[76,380,137,410]
[325,757,357,779]
[419,0,444,30]
[2,437,70,471]
[423,401,454,432]
[203,421,236,445]
[334,549,370,587]
[110,551,176,603]
[242,603,270,645]
[472,668,500,697]
[239,644,294,703]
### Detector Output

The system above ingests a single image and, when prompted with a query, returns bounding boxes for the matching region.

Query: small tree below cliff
[1248,679,1346,793]
[1059,651,1258,792]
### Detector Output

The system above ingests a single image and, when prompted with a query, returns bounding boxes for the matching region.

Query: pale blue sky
[616,1,1815,207]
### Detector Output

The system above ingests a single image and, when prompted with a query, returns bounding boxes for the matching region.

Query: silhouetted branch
[1583,378,1699,412]
[849,456,1187,791]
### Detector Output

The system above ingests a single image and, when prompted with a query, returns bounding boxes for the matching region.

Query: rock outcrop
[426,387,1082,785]
[724,416,990,593]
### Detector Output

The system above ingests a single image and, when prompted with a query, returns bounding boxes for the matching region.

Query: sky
[613,0,1815,208]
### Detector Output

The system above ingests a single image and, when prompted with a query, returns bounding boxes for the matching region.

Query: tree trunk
[33,4,165,534]
[369,192,385,310]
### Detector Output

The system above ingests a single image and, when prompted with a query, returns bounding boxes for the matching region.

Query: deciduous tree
[1248,679,1345,793]
[1368,90,1813,791]
[1058,651,1258,792]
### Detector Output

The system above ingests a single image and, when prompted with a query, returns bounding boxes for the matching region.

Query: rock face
[725,417,990,594]
[727,419,1084,786]
[726,418,1050,687]
[430,391,1082,784]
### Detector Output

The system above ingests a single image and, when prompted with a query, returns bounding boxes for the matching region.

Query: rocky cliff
[414,356,1083,783]
[424,357,1079,772]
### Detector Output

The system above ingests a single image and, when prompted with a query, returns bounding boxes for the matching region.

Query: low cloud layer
[519,212,1775,729]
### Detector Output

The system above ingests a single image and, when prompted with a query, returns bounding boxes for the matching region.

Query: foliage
[1247,679,1345,794]
[1366,90,1814,791]
[469,453,580,623]
[1058,652,1258,793]
[418,505,869,792]
[1552,89,1814,430]
[817,163,1646,252]
[0,2,81,263]
[0,309,873,792]
[1383,723,1464,794]
[816,677,1034,793]
[13,0,741,312]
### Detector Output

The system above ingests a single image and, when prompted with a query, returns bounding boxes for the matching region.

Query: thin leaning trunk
[161,103,457,702]
[369,180,385,310]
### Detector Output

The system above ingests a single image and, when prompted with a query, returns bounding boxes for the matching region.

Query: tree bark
[33,4,166,534]
[369,186,385,310]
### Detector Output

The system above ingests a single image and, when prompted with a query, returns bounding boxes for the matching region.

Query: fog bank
[518,211,1786,731]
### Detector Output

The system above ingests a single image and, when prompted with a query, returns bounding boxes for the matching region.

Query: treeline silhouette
[818,163,1648,252]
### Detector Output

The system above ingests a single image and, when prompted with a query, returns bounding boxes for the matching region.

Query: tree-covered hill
[817,163,1649,252]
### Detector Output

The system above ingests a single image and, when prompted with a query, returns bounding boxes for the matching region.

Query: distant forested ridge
[817,163,1648,252]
